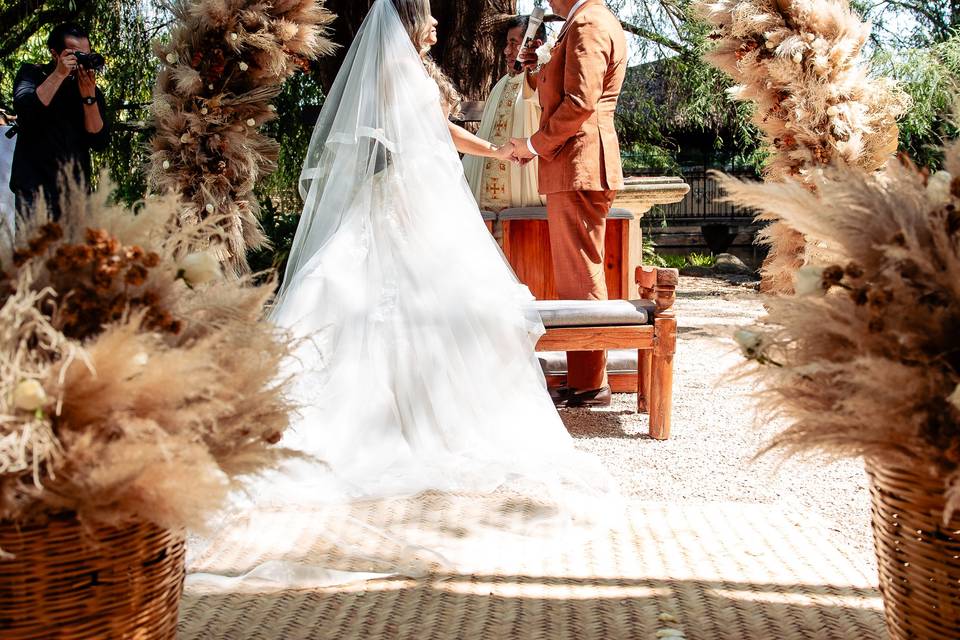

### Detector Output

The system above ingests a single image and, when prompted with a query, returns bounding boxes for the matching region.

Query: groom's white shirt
[526,0,590,157]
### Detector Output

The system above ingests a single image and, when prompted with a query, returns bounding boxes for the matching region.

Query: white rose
[826,105,839,117]
[132,352,150,368]
[229,32,239,41]
[792,52,803,63]
[246,118,256,127]
[165,52,178,64]
[733,329,764,359]
[178,251,221,286]
[927,170,953,208]
[268,104,277,112]
[200,107,208,115]
[794,266,826,296]
[205,203,215,213]
[161,160,171,170]
[13,379,48,412]
[180,133,192,144]
[535,37,556,66]
[238,61,249,71]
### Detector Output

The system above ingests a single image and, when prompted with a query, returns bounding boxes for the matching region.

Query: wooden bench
[533,266,679,440]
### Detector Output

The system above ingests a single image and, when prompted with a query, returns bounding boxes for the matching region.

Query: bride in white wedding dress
[188,0,620,589]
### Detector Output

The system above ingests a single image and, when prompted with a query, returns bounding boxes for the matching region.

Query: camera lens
[74,51,105,71]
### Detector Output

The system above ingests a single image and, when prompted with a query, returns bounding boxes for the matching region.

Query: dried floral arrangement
[0,182,294,531]
[695,0,910,293]
[721,141,960,514]
[149,0,335,273]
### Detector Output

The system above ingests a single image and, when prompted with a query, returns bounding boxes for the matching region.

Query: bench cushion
[498,206,634,221]
[530,299,655,327]
[538,349,638,375]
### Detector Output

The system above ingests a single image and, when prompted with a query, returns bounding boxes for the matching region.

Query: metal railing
[667,169,756,221]
[625,162,758,222]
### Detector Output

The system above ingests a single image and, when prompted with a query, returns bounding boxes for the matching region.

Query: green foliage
[89,1,166,204]
[248,197,302,275]
[873,37,960,169]
[621,142,680,174]
[612,0,766,175]
[853,0,959,49]
[255,73,324,215]
[641,246,716,270]
[688,251,716,267]
[642,234,666,267]
[658,254,690,269]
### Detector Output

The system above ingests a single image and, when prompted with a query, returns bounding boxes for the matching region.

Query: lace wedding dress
[187,0,619,589]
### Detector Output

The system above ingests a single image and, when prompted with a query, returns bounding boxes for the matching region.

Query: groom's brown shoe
[565,386,612,408]
[549,386,572,408]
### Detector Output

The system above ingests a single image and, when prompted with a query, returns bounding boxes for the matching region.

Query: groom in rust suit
[512,0,627,407]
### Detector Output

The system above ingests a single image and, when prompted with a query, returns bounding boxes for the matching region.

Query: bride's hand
[493,140,516,161]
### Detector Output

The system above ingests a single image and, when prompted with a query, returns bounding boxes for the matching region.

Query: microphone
[513,8,546,72]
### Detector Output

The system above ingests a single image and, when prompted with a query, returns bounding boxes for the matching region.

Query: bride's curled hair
[391,0,461,116]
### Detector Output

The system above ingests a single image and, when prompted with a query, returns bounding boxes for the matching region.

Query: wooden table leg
[649,316,677,440]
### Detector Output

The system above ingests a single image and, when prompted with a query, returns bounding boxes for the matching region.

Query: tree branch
[493,10,690,55]
[620,19,691,55]
[0,0,97,61]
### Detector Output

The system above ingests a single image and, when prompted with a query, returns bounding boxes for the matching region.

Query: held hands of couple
[509,138,535,165]
[493,139,516,161]
[492,140,534,166]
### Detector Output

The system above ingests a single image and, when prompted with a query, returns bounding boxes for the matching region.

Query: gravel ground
[564,275,876,571]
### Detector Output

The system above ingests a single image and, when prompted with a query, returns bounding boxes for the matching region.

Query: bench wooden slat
[536,326,654,352]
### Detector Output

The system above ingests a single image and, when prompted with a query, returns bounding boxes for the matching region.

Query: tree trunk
[316,0,517,99]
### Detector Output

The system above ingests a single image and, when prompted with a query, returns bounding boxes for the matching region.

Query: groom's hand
[510,137,535,165]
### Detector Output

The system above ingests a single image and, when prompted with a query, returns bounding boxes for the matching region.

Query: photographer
[10,23,109,221]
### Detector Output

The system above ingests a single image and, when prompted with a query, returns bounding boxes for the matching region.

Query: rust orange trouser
[545,189,616,391]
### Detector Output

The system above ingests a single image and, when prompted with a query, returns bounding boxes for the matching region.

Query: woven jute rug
[178,501,886,639]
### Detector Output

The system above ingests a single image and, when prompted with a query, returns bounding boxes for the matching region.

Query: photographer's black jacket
[9,63,109,197]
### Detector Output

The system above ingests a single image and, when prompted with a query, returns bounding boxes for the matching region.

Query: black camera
[73,51,105,71]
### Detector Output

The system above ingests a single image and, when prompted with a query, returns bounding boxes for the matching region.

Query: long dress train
[186,0,620,590]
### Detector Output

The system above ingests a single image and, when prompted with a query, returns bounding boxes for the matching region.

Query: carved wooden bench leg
[637,349,652,414]
[637,265,679,440]
[649,315,677,440]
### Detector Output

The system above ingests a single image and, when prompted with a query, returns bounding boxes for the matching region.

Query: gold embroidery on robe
[463,72,546,212]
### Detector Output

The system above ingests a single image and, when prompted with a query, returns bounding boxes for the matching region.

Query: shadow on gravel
[559,410,651,440]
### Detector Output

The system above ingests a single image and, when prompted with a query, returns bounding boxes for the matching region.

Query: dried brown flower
[1,179,295,530]
[718,139,960,517]
[148,0,336,273]
[697,0,911,293]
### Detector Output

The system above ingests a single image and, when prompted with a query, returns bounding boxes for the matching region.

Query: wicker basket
[0,512,186,639]
[866,459,960,640]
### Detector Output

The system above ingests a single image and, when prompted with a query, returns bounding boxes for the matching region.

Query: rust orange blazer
[531,0,627,195]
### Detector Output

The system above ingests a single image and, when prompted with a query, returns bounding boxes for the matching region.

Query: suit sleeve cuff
[527,138,539,157]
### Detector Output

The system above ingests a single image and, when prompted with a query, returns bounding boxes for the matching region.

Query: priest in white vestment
[463,15,547,211]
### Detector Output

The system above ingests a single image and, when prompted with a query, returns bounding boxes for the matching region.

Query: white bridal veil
[187,0,621,590]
